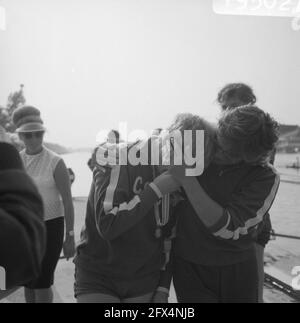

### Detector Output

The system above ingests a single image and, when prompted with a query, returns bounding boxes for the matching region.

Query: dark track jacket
[75,143,177,293]
[175,162,280,266]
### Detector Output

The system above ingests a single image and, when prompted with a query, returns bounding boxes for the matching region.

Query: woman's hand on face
[153,172,181,196]
[63,236,76,261]
[168,165,191,185]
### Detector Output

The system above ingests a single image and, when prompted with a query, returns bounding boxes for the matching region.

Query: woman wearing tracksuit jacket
[217,83,276,302]
[74,115,216,303]
[170,105,280,303]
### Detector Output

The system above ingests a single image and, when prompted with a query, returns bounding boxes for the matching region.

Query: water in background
[272,153,300,238]
[64,152,93,198]
[266,153,300,276]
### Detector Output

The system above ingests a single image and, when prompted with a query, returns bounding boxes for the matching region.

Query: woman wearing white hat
[13,106,75,303]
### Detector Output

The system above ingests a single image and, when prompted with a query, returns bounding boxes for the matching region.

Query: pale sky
[0,0,299,148]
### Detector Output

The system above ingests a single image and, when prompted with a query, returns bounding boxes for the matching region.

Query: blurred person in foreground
[12,106,75,303]
[0,139,46,300]
[217,83,276,302]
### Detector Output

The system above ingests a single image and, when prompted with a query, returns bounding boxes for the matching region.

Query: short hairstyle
[108,129,120,142]
[152,128,163,136]
[217,83,257,111]
[218,105,279,164]
[168,113,217,167]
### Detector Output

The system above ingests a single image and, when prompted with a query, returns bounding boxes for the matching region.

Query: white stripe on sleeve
[214,171,280,240]
[103,166,121,214]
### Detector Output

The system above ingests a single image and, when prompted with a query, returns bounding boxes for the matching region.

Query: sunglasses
[22,131,45,140]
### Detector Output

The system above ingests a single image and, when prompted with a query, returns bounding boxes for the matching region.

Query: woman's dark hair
[152,128,163,136]
[217,83,257,111]
[168,113,217,168]
[218,105,279,164]
[108,129,120,142]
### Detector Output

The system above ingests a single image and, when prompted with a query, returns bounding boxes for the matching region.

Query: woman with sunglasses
[12,106,75,303]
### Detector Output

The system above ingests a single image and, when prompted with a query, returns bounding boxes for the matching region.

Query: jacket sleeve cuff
[139,183,161,210]
[149,182,163,199]
[208,209,230,234]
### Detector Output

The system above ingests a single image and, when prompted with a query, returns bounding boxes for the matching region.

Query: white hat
[12,106,46,133]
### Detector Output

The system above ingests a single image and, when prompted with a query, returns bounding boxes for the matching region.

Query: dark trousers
[25,217,64,289]
[173,256,259,303]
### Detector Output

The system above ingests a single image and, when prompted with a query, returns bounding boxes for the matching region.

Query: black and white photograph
[1,0,300,306]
